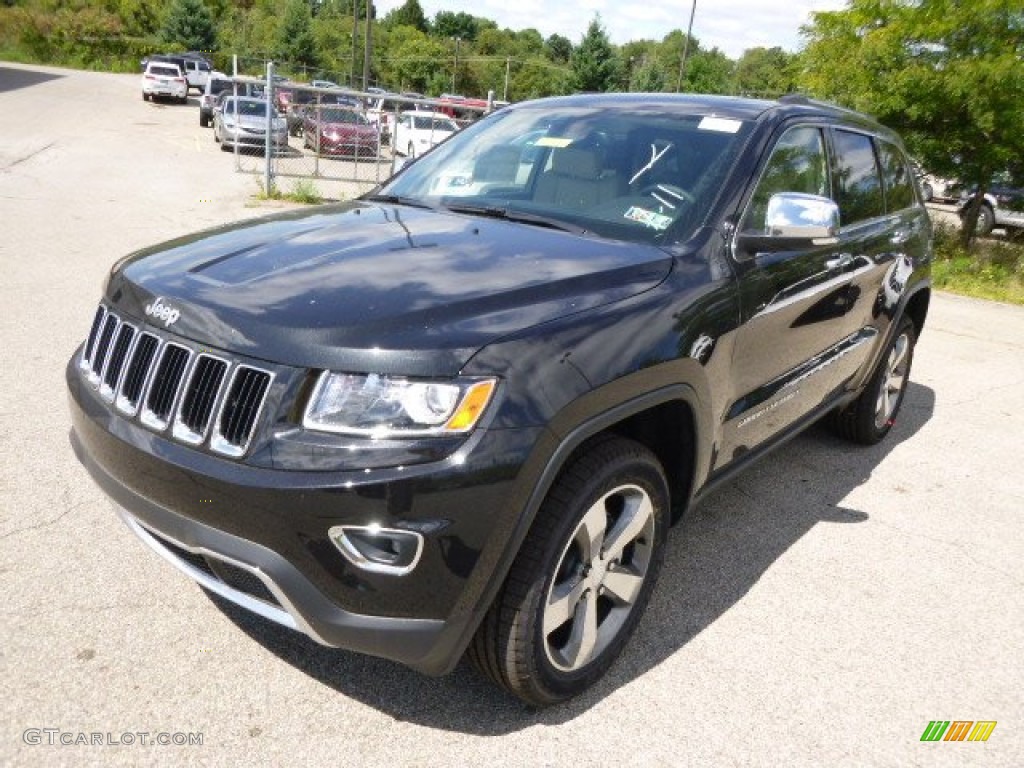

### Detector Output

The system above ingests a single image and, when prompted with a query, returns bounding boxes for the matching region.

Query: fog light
[328,525,423,576]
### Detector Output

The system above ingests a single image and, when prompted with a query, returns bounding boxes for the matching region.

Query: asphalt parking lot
[1,62,1022,766]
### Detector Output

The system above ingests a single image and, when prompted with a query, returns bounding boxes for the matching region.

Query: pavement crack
[1,140,56,172]
[0,489,87,540]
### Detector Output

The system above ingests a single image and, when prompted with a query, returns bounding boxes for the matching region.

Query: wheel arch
[439,385,703,675]
[903,285,930,339]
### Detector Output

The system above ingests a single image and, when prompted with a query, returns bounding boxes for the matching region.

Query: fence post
[265,61,275,196]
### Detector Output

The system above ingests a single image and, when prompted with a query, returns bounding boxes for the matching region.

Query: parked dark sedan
[302,106,379,157]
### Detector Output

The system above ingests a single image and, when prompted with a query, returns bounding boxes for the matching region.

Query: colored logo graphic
[920,721,997,742]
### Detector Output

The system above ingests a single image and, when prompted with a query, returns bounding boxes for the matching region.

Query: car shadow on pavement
[210,381,935,731]
[0,66,64,94]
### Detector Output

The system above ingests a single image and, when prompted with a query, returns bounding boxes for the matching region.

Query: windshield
[235,99,271,118]
[318,108,368,124]
[378,102,752,245]
[411,115,458,132]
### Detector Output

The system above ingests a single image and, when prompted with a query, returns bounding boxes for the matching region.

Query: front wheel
[408,142,416,159]
[829,317,916,444]
[468,437,669,706]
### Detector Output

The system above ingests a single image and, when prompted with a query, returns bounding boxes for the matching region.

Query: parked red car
[302,106,380,158]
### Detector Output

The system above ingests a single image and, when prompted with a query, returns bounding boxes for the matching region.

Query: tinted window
[742,126,829,233]
[876,141,915,211]
[832,130,884,224]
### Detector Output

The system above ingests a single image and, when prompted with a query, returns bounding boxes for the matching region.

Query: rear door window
[831,130,885,225]
[875,140,916,212]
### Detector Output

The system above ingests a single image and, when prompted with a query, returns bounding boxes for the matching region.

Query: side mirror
[737,193,841,253]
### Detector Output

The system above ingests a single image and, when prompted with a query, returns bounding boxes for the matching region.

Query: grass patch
[253,178,324,205]
[932,223,1024,305]
[287,179,323,204]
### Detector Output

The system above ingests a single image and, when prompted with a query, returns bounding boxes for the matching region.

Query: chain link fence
[214,59,494,201]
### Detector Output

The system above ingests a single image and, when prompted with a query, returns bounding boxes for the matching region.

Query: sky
[373,1,849,59]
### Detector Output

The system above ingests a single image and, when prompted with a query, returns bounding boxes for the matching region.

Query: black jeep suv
[67,93,931,706]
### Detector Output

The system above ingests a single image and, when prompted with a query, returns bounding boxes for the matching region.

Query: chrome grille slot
[89,313,119,384]
[140,343,192,431]
[116,333,159,415]
[80,305,107,371]
[172,354,229,445]
[211,366,273,457]
[100,323,137,401]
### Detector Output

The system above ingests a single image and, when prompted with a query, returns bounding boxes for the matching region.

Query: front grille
[100,323,137,401]
[173,355,228,444]
[142,343,192,430]
[79,303,273,458]
[211,366,272,457]
[117,333,159,415]
[89,313,119,382]
[81,305,106,371]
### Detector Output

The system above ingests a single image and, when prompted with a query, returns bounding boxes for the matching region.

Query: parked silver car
[213,97,288,152]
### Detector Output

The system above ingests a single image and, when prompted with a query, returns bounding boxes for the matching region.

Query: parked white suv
[142,62,187,103]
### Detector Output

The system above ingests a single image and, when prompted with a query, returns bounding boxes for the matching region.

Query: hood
[105,202,671,376]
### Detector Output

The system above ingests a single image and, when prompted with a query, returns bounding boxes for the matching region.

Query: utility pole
[676,0,697,92]
[504,57,510,101]
[452,37,461,94]
[362,0,372,90]
[351,0,358,88]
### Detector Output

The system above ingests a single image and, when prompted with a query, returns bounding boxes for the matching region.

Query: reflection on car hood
[105,202,672,376]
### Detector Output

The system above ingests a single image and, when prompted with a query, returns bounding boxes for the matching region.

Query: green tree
[800,0,1024,244]
[568,15,619,92]
[276,0,318,68]
[683,46,734,94]
[733,46,797,98]
[433,11,478,41]
[384,0,426,32]
[544,33,572,63]
[161,0,215,51]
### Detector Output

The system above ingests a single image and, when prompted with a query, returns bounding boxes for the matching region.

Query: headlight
[303,372,497,437]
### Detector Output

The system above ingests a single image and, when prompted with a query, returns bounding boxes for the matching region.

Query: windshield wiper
[363,193,435,210]
[442,202,588,235]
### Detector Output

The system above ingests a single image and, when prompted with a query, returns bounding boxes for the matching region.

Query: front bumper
[67,357,544,674]
[314,136,379,156]
[223,127,287,148]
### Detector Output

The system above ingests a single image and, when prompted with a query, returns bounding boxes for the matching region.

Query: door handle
[825,253,854,271]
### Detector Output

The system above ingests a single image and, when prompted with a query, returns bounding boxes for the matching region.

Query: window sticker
[624,206,673,230]
[699,116,742,134]
[534,137,573,148]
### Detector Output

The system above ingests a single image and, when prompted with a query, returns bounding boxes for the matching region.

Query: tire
[142,92,149,102]
[408,142,415,159]
[829,317,916,445]
[199,114,209,128]
[976,204,995,236]
[468,436,669,706]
